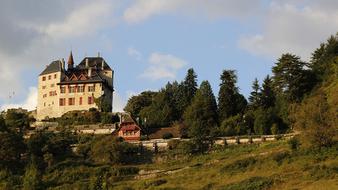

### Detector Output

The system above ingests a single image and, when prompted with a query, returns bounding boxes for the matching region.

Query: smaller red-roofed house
[117,122,141,141]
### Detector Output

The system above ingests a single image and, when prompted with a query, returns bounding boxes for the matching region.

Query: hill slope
[103,141,337,190]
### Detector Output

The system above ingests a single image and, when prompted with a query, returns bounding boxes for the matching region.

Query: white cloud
[40,0,113,40]
[0,0,119,106]
[124,0,262,23]
[238,2,338,60]
[1,87,37,111]
[140,52,188,80]
[128,47,142,60]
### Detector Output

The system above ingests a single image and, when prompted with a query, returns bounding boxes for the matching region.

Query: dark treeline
[125,34,338,151]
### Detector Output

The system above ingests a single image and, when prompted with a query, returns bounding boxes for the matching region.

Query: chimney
[101,60,105,70]
[97,52,100,57]
[88,67,92,77]
[85,58,89,68]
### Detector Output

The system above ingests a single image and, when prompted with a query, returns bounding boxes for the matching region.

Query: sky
[0,0,337,112]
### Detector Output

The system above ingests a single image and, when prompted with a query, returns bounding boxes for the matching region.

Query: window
[44,102,46,107]
[69,86,75,93]
[43,94,47,98]
[42,76,46,81]
[42,86,46,89]
[50,84,55,88]
[79,97,82,105]
[60,86,66,93]
[88,86,95,92]
[48,75,51,80]
[59,98,65,106]
[77,86,84,93]
[68,98,75,106]
[88,97,94,104]
[54,74,57,79]
[49,91,56,96]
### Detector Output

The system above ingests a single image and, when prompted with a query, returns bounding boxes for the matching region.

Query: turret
[67,51,74,70]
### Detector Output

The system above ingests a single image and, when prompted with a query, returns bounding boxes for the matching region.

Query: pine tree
[260,75,275,108]
[310,34,338,82]
[218,70,246,121]
[174,68,198,118]
[198,81,218,124]
[184,68,198,101]
[248,78,260,108]
[183,80,218,152]
[272,53,312,102]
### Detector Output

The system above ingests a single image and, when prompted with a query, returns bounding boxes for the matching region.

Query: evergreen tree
[260,75,275,108]
[176,68,198,115]
[310,34,338,82]
[272,53,313,102]
[218,70,246,121]
[248,78,260,108]
[183,80,218,152]
[184,68,198,101]
[198,81,218,124]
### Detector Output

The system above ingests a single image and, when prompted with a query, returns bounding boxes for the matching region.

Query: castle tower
[67,51,74,70]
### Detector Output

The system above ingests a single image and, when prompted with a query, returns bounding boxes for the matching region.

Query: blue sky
[0,0,337,111]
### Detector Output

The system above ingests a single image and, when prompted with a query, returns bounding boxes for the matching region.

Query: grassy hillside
[112,141,337,190]
[41,140,337,190]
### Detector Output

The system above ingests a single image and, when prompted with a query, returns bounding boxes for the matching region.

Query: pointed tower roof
[67,51,74,65]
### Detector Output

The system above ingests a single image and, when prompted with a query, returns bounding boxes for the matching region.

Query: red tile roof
[119,122,141,132]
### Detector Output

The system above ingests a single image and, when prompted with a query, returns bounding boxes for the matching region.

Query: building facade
[37,52,114,121]
[117,122,141,141]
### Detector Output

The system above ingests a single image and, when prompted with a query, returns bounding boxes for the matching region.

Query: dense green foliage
[55,109,119,126]
[218,70,247,121]
[183,81,218,152]
[124,91,156,119]
[272,53,314,102]
[0,132,26,168]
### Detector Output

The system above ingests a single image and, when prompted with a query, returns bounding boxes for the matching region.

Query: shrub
[222,176,274,190]
[291,90,337,148]
[89,108,98,112]
[142,179,167,188]
[140,135,149,141]
[175,141,197,155]
[167,139,180,150]
[288,137,301,151]
[89,136,138,164]
[220,114,243,136]
[271,123,279,135]
[23,163,42,190]
[221,157,257,174]
[272,151,290,166]
[162,132,173,139]
[308,164,338,180]
[101,113,113,124]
